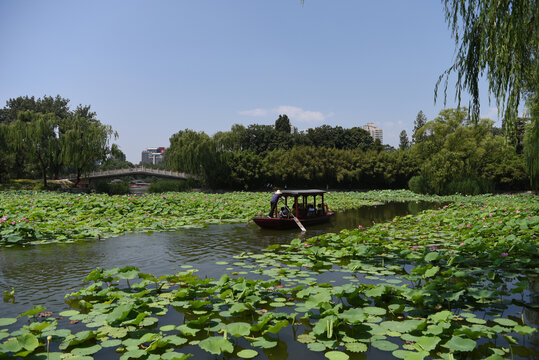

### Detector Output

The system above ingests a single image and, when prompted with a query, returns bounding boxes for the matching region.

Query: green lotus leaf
[160,325,176,332]
[372,339,399,351]
[442,335,476,352]
[392,349,429,360]
[237,349,259,358]
[363,306,386,316]
[305,292,332,308]
[0,338,22,353]
[414,336,440,352]
[325,350,349,360]
[119,349,146,359]
[492,318,518,327]
[59,310,80,317]
[345,342,368,352]
[177,324,200,336]
[229,303,248,314]
[513,324,538,335]
[424,252,439,262]
[264,319,289,334]
[423,266,440,278]
[160,352,192,360]
[71,344,102,356]
[198,336,234,355]
[339,308,367,324]
[429,310,453,323]
[226,322,251,337]
[17,333,39,351]
[251,336,278,348]
[162,335,187,347]
[106,304,133,324]
[0,318,17,327]
[100,339,122,347]
[307,342,326,352]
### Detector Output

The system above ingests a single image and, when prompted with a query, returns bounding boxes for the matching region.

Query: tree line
[0,95,124,187]
[165,109,532,193]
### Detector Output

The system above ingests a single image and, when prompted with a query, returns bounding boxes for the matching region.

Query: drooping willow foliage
[437,0,538,183]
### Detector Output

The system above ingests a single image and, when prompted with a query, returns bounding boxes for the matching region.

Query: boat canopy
[279,189,327,196]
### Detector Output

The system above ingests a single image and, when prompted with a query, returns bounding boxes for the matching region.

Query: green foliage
[408,175,433,195]
[411,108,529,193]
[439,0,538,183]
[149,180,191,193]
[91,181,129,195]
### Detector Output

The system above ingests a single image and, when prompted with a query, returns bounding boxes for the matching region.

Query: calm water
[1,201,537,359]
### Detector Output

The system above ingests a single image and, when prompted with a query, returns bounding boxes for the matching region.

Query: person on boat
[268,190,282,217]
[279,207,289,218]
[307,204,315,217]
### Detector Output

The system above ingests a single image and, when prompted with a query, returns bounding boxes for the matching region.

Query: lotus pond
[0,191,537,360]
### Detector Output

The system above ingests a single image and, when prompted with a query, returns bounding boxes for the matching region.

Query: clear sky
[0,0,496,163]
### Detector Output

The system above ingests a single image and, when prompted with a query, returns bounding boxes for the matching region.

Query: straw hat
[275,190,282,194]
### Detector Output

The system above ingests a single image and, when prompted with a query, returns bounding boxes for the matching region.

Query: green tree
[11,111,58,187]
[412,111,427,144]
[63,109,116,185]
[438,0,538,184]
[166,129,230,188]
[275,114,291,133]
[399,130,410,150]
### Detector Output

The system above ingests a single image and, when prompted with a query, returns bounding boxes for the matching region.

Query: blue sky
[0,0,496,163]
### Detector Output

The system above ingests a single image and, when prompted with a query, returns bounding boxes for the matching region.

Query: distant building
[141,147,165,165]
[362,123,383,143]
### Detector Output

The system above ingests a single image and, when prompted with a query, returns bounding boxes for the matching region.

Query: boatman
[268,189,282,217]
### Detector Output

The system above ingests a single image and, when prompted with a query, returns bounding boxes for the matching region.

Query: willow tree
[437,0,538,184]
[166,129,230,188]
[63,108,116,185]
[11,111,58,187]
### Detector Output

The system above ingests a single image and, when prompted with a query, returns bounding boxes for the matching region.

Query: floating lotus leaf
[492,318,518,327]
[198,336,233,355]
[251,336,278,348]
[344,342,367,352]
[307,342,326,351]
[226,322,251,337]
[71,344,102,356]
[324,350,349,360]
[442,335,476,352]
[160,352,192,360]
[237,349,259,358]
[0,318,17,327]
[372,339,399,351]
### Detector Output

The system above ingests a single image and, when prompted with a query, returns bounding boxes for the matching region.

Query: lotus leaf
[325,350,349,360]
[442,335,476,352]
[237,349,259,358]
[198,336,233,355]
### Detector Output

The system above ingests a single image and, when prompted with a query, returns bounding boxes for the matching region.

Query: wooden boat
[252,189,334,230]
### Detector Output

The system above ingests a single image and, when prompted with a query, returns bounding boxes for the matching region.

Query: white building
[141,147,165,165]
[362,123,383,143]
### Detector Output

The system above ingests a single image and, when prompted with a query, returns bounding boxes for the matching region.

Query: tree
[11,111,58,187]
[63,109,116,185]
[399,130,410,150]
[412,111,427,144]
[438,0,538,184]
[275,114,291,133]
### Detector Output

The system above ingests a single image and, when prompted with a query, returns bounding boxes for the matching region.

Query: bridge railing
[67,166,196,181]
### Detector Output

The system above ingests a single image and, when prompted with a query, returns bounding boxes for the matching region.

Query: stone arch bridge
[67,166,196,183]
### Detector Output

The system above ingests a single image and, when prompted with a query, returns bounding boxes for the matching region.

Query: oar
[285,205,306,232]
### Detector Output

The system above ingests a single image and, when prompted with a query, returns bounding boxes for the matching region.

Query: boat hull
[252,212,334,230]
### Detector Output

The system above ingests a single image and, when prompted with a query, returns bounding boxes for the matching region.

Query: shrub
[91,181,129,195]
[408,175,433,194]
[149,180,191,193]
[444,178,494,195]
